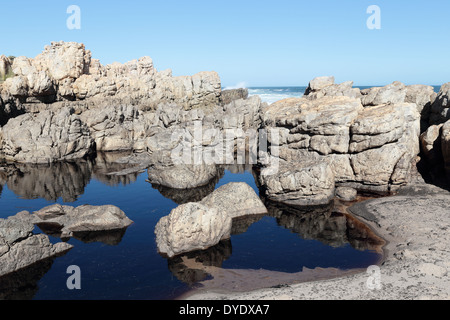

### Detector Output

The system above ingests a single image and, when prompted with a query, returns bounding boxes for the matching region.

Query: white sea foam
[248,87,306,104]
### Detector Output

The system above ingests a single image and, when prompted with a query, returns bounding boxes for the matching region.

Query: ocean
[248,85,442,104]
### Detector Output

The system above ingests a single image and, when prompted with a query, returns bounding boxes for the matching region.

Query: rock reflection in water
[0,255,61,300]
[163,199,385,290]
[149,167,225,204]
[167,239,232,286]
[265,199,385,252]
[36,222,129,246]
[2,161,93,202]
[0,152,146,203]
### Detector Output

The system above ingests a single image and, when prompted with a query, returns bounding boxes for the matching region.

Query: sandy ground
[185,180,450,300]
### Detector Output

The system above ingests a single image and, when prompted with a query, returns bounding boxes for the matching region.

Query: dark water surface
[0,158,383,300]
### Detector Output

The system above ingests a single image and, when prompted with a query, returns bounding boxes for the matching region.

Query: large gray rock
[31,204,134,238]
[200,182,267,218]
[155,202,232,258]
[0,212,73,277]
[0,108,95,163]
[259,158,335,206]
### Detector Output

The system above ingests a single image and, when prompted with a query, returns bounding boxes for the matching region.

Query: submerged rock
[31,204,134,238]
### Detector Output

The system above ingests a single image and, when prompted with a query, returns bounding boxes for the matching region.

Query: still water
[0,155,383,300]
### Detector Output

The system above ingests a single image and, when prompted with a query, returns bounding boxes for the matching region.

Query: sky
[1,0,449,87]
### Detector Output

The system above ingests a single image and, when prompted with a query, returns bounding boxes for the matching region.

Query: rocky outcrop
[30,204,134,238]
[0,41,222,112]
[148,164,222,189]
[261,94,421,196]
[0,108,95,163]
[0,212,73,277]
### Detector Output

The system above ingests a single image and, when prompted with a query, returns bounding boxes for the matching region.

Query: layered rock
[0,212,73,277]
[261,94,421,196]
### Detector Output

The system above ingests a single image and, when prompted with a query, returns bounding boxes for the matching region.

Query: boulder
[200,182,267,218]
[420,124,444,165]
[0,212,73,277]
[155,202,232,258]
[31,204,134,238]
[0,108,95,163]
[304,76,335,95]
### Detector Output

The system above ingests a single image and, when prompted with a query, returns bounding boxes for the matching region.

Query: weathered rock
[32,204,134,238]
[304,76,335,95]
[335,187,357,202]
[305,80,361,100]
[219,88,249,106]
[200,182,267,218]
[0,212,73,277]
[80,104,157,152]
[155,202,232,258]
[0,55,13,82]
[420,124,444,165]
[430,83,450,125]
[261,95,421,193]
[259,158,335,206]
[442,120,450,173]
[0,108,95,163]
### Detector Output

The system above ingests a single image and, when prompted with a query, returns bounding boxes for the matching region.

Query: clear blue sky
[1,0,449,87]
